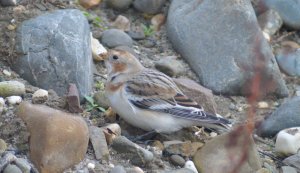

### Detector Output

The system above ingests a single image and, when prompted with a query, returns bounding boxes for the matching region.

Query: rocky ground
[0,0,300,173]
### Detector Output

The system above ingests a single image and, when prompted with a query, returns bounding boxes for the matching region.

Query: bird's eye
[112,55,119,60]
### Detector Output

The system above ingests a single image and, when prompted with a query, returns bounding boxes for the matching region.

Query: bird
[104,49,232,134]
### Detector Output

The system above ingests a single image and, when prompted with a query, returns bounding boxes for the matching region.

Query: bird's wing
[124,69,230,126]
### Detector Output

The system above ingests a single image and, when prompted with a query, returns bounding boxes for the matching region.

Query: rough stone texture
[16,102,89,173]
[281,166,297,173]
[110,165,126,173]
[133,0,166,14]
[258,9,282,36]
[167,0,288,98]
[89,126,109,160]
[111,136,154,165]
[257,97,300,137]
[101,29,133,48]
[67,83,83,113]
[170,155,185,167]
[14,9,93,100]
[283,153,300,170]
[258,0,300,30]
[173,78,217,114]
[194,127,261,173]
[275,127,300,156]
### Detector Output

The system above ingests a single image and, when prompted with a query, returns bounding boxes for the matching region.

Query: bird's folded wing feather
[124,69,221,122]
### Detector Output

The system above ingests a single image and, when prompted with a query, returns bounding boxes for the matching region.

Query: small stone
[107,0,133,11]
[101,29,133,48]
[184,161,198,173]
[170,155,185,167]
[6,96,22,105]
[257,101,269,109]
[91,33,107,61]
[110,165,126,173]
[2,70,11,76]
[127,30,146,40]
[0,81,25,97]
[126,166,144,173]
[0,0,17,6]
[112,15,131,32]
[155,56,185,77]
[151,14,165,31]
[15,158,31,173]
[94,91,110,109]
[67,84,83,113]
[275,127,300,156]
[0,139,7,155]
[133,0,166,14]
[6,24,16,31]
[102,123,121,145]
[258,9,282,36]
[281,166,297,173]
[209,132,217,137]
[151,140,164,151]
[32,89,48,104]
[79,0,101,9]
[3,164,22,173]
[0,153,16,172]
[87,162,95,170]
[173,78,217,114]
[89,126,109,160]
[163,141,203,157]
[283,153,300,170]
[16,102,89,173]
[0,97,5,113]
[111,136,154,165]
[259,0,300,29]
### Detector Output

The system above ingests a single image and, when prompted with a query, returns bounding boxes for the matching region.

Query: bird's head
[105,49,144,82]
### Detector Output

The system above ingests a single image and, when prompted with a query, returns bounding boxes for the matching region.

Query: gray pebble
[107,0,133,11]
[101,29,133,48]
[110,165,126,173]
[3,164,22,173]
[170,155,185,167]
[155,56,185,77]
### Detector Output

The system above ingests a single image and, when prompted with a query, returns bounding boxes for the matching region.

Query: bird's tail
[204,113,232,133]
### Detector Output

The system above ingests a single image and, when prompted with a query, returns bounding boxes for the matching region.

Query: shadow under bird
[104,49,232,134]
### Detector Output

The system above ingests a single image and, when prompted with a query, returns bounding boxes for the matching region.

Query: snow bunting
[104,49,231,133]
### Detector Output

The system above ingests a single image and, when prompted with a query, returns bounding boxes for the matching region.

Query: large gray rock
[257,97,300,137]
[14,9,93,100]
[167,0,288,97]
[258,0,300,30]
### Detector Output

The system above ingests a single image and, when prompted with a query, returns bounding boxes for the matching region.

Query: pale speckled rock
[184,160,198,173]
[133,0,166,14]
[16,102,89,173]
[258,97,300,137]
[0,81,25,97]
[32,89,48,104]
[6,96,22,105]
[14,9,93,100]
[275,127,300,156]
[167,0,288,97]
[15,158,31,173]
[0,139,7,155]
[112,15,131,32]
